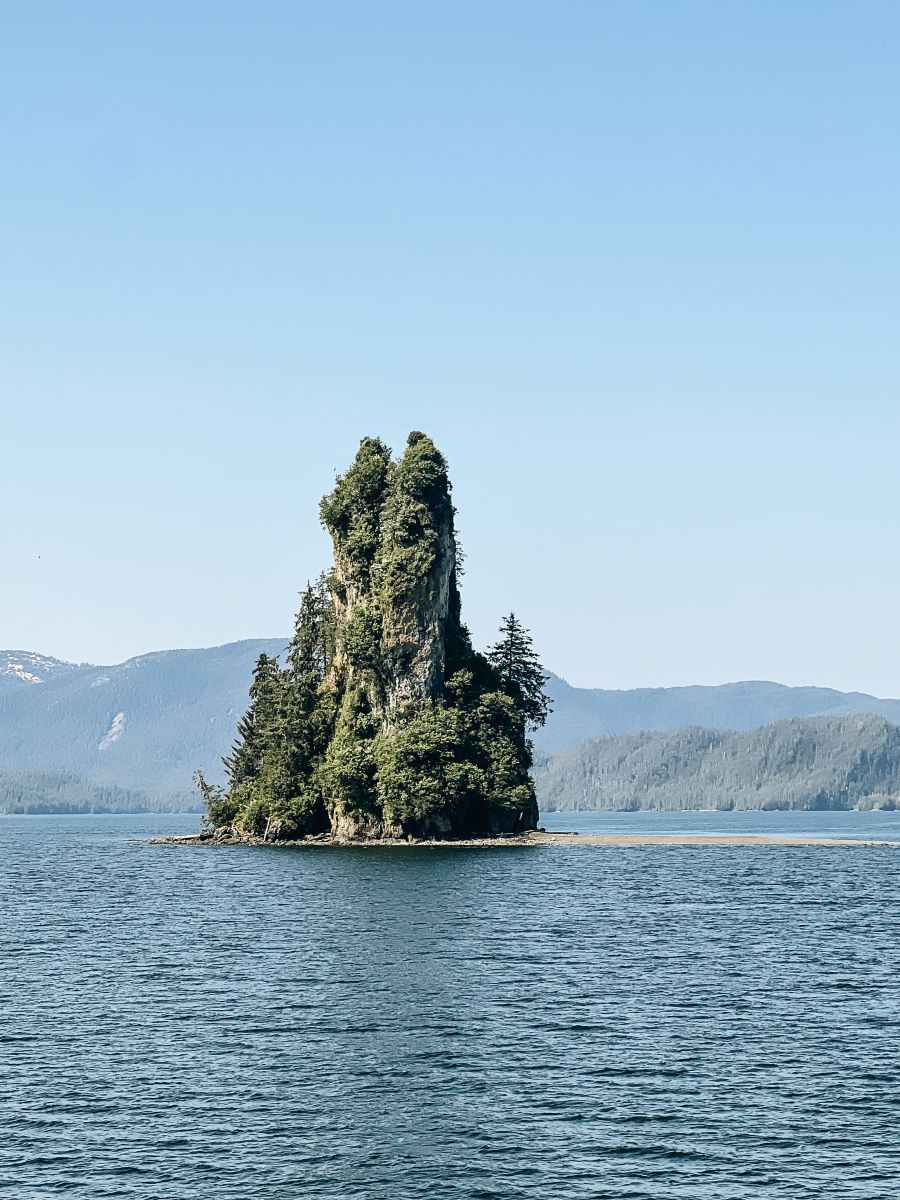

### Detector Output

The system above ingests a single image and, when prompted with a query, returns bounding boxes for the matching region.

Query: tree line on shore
[534,714,900,811]
[0,770,189,815]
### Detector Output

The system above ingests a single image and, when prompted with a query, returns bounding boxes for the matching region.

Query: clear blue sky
[2,2,899,693]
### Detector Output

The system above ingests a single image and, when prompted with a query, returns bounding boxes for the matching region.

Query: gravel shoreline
[149,830,900,849]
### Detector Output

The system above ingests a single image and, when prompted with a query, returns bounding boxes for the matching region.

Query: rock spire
[210,432,540,841]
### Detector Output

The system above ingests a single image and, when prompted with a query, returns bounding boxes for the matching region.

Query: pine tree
[287,575,334,683]
[487,613,552,730]
[223,652,282,788]
[282,576,336,772]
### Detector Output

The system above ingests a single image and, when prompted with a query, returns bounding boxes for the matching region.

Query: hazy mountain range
[0,641,285,808]
[4,641,900,812]
[535,715,900,812]
[542,676,900,752]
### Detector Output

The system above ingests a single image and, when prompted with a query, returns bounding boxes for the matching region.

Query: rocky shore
[150,829,900,849]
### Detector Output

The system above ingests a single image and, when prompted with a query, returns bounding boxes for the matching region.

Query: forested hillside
[0,640,286,805]
[534,715,900,811]
[0,771,184,815]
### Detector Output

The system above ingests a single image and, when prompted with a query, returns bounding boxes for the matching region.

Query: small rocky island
[195,432,550,843]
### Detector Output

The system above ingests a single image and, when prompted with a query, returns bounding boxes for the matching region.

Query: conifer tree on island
[201,433,547,841]
[488,613,552,731]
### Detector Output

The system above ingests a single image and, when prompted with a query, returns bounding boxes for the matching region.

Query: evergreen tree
[194,769,236,828]
[287,575,334,683]
[281,576,337,777]
[487,613,552,730]
[222,652,282,788]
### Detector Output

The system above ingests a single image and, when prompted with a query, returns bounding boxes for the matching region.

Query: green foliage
[487,613,552,730]
[375,703,472,834]
[534,715,900,812]
[216,598,337,837]
[375,676,538,836]
[317,730,379,821]
[343,602,383,674]
[288,575,335,681]
[375,433,453,602]
[319,437,391,585]
[195,770,238,827]
[233,793,271,837]
[465,686,539,832]
[222,652,282,789]
[215,432,542,840]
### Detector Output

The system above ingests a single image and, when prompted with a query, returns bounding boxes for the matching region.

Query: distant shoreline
[149,830,900,849]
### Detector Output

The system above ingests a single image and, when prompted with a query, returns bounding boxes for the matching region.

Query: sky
[2,1,899,693]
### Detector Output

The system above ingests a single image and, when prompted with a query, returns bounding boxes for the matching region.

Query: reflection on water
[1,813,898,1199]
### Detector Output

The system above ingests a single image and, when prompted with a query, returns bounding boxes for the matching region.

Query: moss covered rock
[214,433,539,841]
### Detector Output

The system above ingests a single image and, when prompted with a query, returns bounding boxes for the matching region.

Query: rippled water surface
[3,813,899,1199]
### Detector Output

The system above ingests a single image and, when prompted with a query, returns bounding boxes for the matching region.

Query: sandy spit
[149,830,900,849]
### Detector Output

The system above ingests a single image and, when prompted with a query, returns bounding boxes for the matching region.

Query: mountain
[0,651,82,689]
[540,675,900,753]
[534,715,900,812]
[4,639,900,811]
[0,639,286,806]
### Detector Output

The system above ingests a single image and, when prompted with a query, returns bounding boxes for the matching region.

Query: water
[542,807,900,840]
[2,813,899,1199]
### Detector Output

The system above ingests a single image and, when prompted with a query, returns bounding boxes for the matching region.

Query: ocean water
[541,807,900,840]
[2,812,899,1199]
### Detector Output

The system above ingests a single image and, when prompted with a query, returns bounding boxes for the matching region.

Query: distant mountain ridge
[534,715,900,812]
[543,675,900,753]
[0,640,287,806]
[3,639,900,811]
[0,651,83,688]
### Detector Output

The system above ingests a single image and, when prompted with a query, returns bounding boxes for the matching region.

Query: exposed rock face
[374,502,456,728]
[322,432,460,733]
